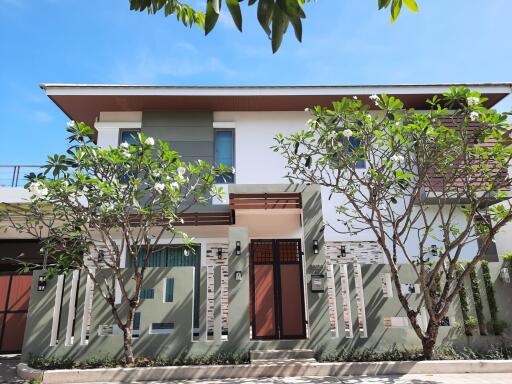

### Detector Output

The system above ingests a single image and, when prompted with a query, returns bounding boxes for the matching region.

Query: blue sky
[1,0,512,164]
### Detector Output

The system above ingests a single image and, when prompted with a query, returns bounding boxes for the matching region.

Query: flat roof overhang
[41,83,512,127]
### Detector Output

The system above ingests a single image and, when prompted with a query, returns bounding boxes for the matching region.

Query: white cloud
[112,50,238,84]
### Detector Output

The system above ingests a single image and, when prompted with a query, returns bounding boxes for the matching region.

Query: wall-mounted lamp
[312,239,319,254]
[431,244,437,257]
[37,275,46,292]
[235,271,243,281]
[98,250,105,262]
[217,248,223,259]
[339,245,346,258]
[235,241,241,256]
[500,268,510,284]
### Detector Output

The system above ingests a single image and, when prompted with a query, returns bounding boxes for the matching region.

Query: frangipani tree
[0,122,230,365]
[273,87,512,359]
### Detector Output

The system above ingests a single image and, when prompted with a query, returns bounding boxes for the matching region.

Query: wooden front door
[250,239,306,340]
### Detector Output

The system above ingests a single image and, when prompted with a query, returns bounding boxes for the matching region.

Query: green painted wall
[20,184,512,361]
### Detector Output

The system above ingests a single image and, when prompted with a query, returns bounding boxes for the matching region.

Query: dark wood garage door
[0,274,32,353]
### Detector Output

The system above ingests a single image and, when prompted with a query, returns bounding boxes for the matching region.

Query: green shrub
[28,354,74,370]
[487,319,508,336]
[502,252,512,264]
[317,344,512,362]
[28,352,250,370]
[81,353,117,369]
[464,316,479,331]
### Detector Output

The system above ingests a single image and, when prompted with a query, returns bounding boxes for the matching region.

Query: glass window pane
[120,130,139,146]
[165,278,174,303]
[133,312,141,331]
[215,130,234,183]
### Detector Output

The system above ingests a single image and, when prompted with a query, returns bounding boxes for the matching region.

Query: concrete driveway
[0,355,24,383]
[64,373,512,384]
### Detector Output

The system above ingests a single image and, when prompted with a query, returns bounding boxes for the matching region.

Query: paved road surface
[0,356,23,383]
[1,357,511,384]
[66,373,512,384]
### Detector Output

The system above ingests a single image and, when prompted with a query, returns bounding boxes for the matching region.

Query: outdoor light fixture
[339,245,346,258]
[235,271,243,281]
[500,268,511,284]
[37,275,46,292]
[217,248,223,259]
[313,239,319,254]
[235,241,241,256]
[431,244,437,257]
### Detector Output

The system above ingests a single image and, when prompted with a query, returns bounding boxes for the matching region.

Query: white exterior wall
[0,108,496,260]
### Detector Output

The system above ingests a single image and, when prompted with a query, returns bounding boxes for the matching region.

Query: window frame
[118,128,141,146]
[213,128,236,184]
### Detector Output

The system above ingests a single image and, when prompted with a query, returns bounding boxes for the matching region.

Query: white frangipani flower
[153,182,165,194]
[100,202,115,212]
[66,120,76,128]
[231,167,236,174]
[342,129,353,138]
[177,167,186,176]
[180,218,185,224]
[170,181,180,190]
[369,94,380,107]
[467,96,480,106]
[327,131,337,140]
[390,154,405,162]
[151,171,161,178]
[144,137,155,146]
[304,107,310,112]
[120,142,129,149]
[28,181,47,195]
[353,95,358,100]
[121,151,131,159]
[470,111,479,121]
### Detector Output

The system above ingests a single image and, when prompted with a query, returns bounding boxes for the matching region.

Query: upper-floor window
[347,137,366,169]
[214,129,235,184]
[119,129,140,146]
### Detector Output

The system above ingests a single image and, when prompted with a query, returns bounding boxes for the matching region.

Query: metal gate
[250,239,306,340]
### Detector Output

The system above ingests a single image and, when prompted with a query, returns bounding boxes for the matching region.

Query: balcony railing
[0,165,43,188]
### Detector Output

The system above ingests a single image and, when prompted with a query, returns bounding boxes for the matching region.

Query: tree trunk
[122,327,134,366]
[421,323,440,360]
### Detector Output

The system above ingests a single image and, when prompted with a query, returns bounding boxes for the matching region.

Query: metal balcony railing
[0,165,43,187]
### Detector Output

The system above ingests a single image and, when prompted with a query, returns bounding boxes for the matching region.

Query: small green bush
[502,252,512,263]
[28,354,74,370]
[317,344,512,362]
[28,352,250,370]
[81,353,117,368]
[487,319,508,336]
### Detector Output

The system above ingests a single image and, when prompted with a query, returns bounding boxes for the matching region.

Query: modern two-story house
[1,83,512,360]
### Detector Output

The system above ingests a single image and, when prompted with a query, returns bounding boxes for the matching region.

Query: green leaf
[378,0,392,9]
[257,0,273,36]
[226,0,242,31]
[205,0,220,34]
[288,16,303,42]
[390,0,402,23]
[271,4,289,53]
[403,0,419,12]
[212,0,220,14]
